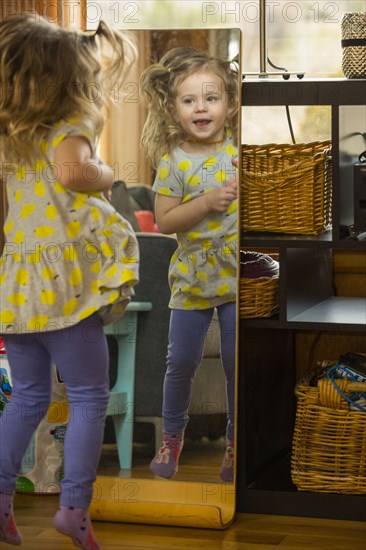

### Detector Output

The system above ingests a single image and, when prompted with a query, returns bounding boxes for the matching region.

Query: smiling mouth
[193,119,211,128]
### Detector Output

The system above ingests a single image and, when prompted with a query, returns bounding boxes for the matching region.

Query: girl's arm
[54,136,113,192]
[155,184,237,234]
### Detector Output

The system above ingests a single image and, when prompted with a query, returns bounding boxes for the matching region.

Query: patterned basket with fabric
[342,12,366,79]
[291,363,366,494]
[239,276,279,318]
[241,141,332,235]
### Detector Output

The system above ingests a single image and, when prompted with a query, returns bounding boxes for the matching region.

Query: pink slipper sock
[150,432,184,479]
[53,506,100,550]
[220,440,234,482]
[0,493,22,546]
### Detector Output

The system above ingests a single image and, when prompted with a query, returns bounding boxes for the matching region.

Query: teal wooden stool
[104,301,152,469]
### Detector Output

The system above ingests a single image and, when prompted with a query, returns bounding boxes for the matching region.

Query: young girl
[0,14,139,549]
[140,47,238,482]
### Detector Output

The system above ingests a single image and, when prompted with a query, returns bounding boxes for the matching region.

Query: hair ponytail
[92,20,137,91]
[139,63,186,167]
[0,13,137,169]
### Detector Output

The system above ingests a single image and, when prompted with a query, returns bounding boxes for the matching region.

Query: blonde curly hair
[139,46,239,168]
[0,13,137,169]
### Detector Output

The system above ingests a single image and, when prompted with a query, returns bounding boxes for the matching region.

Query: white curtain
[100,30,153,187]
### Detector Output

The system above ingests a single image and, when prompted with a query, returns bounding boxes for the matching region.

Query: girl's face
[173,70,231,145]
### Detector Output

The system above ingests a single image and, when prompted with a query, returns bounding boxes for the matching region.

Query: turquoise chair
[105,301,152,469]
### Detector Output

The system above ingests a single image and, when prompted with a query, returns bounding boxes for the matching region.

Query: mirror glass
[92,27,241,528]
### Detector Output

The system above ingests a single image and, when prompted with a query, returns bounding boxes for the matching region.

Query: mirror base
[90,476,235,529]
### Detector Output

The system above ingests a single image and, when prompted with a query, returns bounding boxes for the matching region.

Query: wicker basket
[291,369,366,494]
[239,276,279,318]
[241,141,332,235]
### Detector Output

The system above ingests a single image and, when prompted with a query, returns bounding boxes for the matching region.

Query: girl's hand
[226,158,239,193]
[226,174,238,194]
[154,158,239,232]
[205,185,237,213]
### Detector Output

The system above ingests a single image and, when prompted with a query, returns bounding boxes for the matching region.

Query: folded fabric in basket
[240,251,279,279]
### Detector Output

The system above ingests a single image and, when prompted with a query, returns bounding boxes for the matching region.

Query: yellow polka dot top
[0,119,139,333]
[152,134,237,310]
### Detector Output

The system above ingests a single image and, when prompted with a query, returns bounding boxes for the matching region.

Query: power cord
[267,57,296,144]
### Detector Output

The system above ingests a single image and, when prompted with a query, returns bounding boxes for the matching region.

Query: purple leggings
[0,313,109,508]
[163,302,236,441]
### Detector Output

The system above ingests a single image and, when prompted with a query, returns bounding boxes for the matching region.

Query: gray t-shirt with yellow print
[152,135,238,310]
[0,119,139,334]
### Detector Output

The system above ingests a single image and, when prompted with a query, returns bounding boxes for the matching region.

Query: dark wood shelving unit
[237,78,366,522]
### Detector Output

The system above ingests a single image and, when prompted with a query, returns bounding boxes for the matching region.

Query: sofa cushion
[111,180,141,231]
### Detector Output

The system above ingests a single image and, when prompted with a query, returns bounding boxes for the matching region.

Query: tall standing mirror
[90,28,241,529]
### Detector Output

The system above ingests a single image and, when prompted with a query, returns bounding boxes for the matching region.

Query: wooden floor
[98,437,229,482]
[9,492,366,550]
[9,442,366,549]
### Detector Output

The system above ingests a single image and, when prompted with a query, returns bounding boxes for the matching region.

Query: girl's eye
[207,96,219,102]
[183,98,193,104]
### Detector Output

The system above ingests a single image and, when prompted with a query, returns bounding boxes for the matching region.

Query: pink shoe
[220,440,234,482]
[53,506,100,550]
[0,494,22,546]
[150,432,184,479]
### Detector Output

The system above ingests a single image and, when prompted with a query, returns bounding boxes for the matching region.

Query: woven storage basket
[291,367,366,494]
[239,276,279,318]
[241,141,332,235]
[342,12,366,79]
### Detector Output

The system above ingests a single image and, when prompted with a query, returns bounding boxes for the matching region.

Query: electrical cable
[267,57,296,144]
[285,106,296,144]
[340,131,366,141]
[307,332,322,371]
[267,57,288,73]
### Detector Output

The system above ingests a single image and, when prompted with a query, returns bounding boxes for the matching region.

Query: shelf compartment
[288,296,366,325]
[241,141,332,236]
[338,105,366,238]
[285,247,334,321]
[285,247,366,328]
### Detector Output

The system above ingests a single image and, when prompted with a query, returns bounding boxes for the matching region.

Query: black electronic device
[354,163,366,233]
[335,352,366,383]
